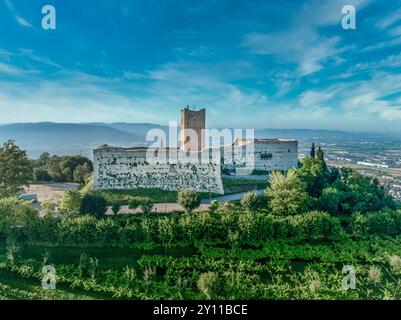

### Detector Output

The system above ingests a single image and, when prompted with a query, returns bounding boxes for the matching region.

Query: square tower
[180,107,206,152]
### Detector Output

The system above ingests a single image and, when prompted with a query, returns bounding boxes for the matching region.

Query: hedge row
[10,210,344,247]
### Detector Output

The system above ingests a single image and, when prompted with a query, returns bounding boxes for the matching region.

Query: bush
[288,211,343,240]
[60,190,82,217]
[0,198,38,238]
[177,189,200,212]
[319,187,342,215]
[240,191,264,212]
[197,272,220,299]
[80,194,107,217]
[111,201,123,215]
[128,196,154,214]
[265,169,311,216]
[58,216,98,245]
[350,210,401,238]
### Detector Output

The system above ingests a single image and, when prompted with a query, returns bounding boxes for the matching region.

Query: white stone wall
[93,146,224,194]
[222,140,298,173]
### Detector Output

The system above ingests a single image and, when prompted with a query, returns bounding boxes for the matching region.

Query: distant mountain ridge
[0,122,399,159]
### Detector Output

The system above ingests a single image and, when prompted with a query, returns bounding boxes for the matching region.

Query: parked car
[19,193,38,203]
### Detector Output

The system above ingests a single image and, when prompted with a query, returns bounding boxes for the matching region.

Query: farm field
[1,237,401,300]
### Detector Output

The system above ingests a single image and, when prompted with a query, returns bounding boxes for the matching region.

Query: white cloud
[0,62,23,75]
[299,72,401,123]
[15,16,32,28]
[242,0,369,76]
[375,7,401,31]
[4,0,33,28]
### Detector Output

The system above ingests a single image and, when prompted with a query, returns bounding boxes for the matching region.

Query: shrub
[58,216,98,245]
[128,196,154,214]
[288,211,343,240]
[111,201,123,215]
[319,187,342,215]
[265,169,311,216]
[80,194,107,217]
[197,272,220,299]
[177,189,200,212]
[0,198,38,238]
[60,190,83,217]
[240,191,264,212]
[350,209,401,238]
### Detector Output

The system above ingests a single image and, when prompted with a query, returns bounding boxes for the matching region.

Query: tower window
[261,153,273,160]
[193,117,198,123]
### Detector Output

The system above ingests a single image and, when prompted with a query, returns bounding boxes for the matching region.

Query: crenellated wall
[222,139,298,173]
[93,146,224,194]
[93,139,298,194]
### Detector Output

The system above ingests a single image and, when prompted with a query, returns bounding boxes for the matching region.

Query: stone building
[180,107,206,152]
[221,138,299,174]
[93,107,299,194]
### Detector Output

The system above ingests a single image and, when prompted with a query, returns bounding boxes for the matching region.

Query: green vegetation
[222,178,268,194]
[0,140,33,198]
[88,179,267,206]
[91,188,208,205]
[128,197,154,215]
[1,141,401,300]
[79,194,107,217]
[32,152,93,184]
[177,189,201,212]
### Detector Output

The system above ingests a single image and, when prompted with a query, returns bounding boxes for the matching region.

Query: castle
[93,108,298,194]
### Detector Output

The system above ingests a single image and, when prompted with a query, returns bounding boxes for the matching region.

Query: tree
[40,200,58,217]
[47,157,64,181]
[310,142,316,158]
[339,171,396,214]
[37,154,93,182]
[60,190,82,216]
[34,168,52,182]
[177,189,200,212]
[0,140,33,198]
[73,163,92,184]
[265,169,310,216]
[0,198,38,237]
[128,196,154,214]
[241,190,263,212]
[297,157,329,197]
[111,201,122,215]
[79,193,107,217]
[316,146,327,170]
[319,187,342,214]
[36,152,50,168]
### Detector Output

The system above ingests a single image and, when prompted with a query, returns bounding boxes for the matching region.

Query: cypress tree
[310,142,316,158]
[316,146,327,170]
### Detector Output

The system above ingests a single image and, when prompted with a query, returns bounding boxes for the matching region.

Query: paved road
[201,189,265,204]
[106,189,266,214]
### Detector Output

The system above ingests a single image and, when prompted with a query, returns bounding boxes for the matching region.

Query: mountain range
[0,122,399,159]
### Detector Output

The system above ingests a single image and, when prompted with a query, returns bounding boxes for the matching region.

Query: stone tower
[180,107,206,152]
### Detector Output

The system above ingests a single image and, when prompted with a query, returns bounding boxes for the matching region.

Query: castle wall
[222,140,298,173]
[93,146,224,194]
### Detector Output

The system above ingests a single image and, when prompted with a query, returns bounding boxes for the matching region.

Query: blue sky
[1,0,401,133]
